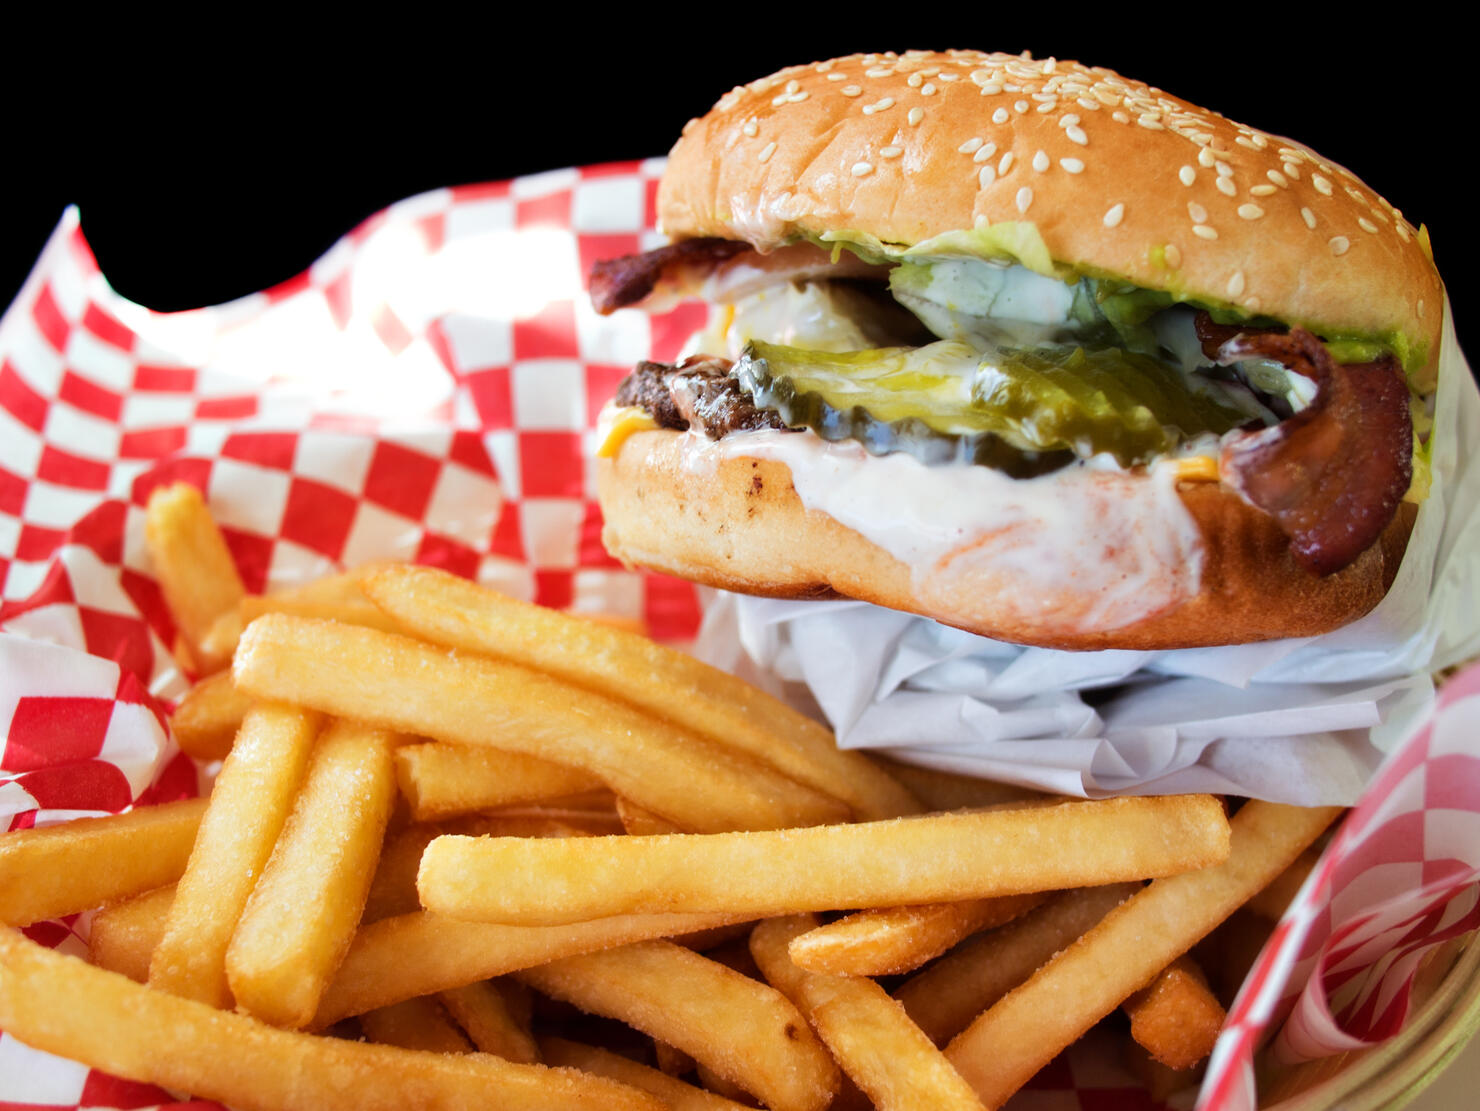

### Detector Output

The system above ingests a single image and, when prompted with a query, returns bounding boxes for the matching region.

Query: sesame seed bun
[659,49,1443,389]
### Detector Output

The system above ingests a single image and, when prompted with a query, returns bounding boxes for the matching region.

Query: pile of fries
[0,482,1341,1110]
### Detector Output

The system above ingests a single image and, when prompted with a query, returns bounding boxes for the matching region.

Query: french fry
[874,758,1044,812]
[171,670,252,762]
[361,564,921,820]
[439,980,540,1063]
[0,928,664,1111]
[653,1038,697,1076]
[0,797,205,927]
[234,614,847,833]
[314,909,745,1028]
[417,796,1231,925]
[894,884,1140,1046]
[89,884,176,982]
[226,721,398,1028]
[541,1037,754,1111]
[144,482,246,674]
[751,915,988,1111]
[943,802,1342,1108]
[395,742,604,822]
[1122,956,1226,1070]
[360,995,474,1053]
[514,939,840,1111]
[616,796,687,835]
[787,893,1048,977]
[1245,846,1320,920]
[148,703,322,1007]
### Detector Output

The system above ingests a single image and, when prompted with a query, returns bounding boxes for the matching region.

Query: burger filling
[591,240,1420,576]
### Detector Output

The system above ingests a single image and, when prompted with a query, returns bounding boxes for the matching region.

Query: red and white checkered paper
[1,164,1477,1111]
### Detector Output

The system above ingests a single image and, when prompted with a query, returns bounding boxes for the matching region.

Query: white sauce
[687,428,1206,634]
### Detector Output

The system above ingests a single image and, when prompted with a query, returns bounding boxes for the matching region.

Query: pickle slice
[736,340,1253,470]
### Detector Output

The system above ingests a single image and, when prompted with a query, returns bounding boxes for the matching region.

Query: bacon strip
[588,239,751,315]
[1211,326,1412,575]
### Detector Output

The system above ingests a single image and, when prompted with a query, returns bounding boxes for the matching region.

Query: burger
[588,50,1442,651]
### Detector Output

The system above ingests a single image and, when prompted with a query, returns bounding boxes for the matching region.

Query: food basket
[2,162,1478,1111]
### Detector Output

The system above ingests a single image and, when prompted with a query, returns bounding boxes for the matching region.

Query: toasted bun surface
[598,428,1415,651]
[660,50,1442,389]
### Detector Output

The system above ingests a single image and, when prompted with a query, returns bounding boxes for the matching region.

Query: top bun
[659,50,1443,389]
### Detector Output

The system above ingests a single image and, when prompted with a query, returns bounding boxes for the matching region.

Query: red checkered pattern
[1,164,1476,1111]
[1199,662,1480,1110]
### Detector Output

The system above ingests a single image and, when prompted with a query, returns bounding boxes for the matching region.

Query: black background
[6,26,1472,359]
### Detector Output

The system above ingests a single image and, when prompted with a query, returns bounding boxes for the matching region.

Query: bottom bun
[596,428,1416,651]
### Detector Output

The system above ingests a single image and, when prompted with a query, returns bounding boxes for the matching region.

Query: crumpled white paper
[696,303,1480,805]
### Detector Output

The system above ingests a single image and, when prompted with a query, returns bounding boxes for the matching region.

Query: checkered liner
[1,164,1476,1111]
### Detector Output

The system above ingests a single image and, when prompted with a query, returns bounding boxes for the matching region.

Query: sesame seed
[1137,115,1165,130]
[1282,162,1301,180]
[1301,207,1317,229]
[1193,225,1218,240]
[959,138,984,153]
[1227,271,1246,297]
[974,213,989,227]
[999,151,1015,175]
[826,72,848,81]
[974,143,997,162]
[880,146,903,158]
[1016,186,1033,213]
[842,85,862,97]
[862,97,894,115]
[1238,204,1264,220]
[1359,217,1379,233]
[1067,125,1088,145]
[908,107,924,125]
[1396,223,1411,242]
[1015,99,1029,113]
[743,120,758,137]
[1179,165,1196,186]
[1112,110,1130,124]
[1060,114,1080,128]
[1267,170,1288,188]
[993,107,1010,124]
[1235,136,1259,150]
[758,142,776,163]
[1103,203,1125,227]
[866,67,891,78]
[1329,236,1350,255]
[979,166,996,188]
[1033,150,1050,172]
[1215,177,1237,197]
[1165,244,1183,267]
[1250,184,1277,196]
[1312,174,1333,196]
[1061,157,1085,173]
[1246,296,1262,312]
[908,72,923,87]
[922,83,937,95]
[852,161,874,176]
[1188,201,1208,223]
[1077,96,1098,110]
[1197,147,1216,168]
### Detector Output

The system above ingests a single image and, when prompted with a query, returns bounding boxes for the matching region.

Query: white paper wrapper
[694,305,1480,805]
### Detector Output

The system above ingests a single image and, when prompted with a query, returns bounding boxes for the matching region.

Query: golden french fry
[148,703,321,1007]
[145,483,246,674]
[171,671,252,762]
[239,593,403,634]
[361,564,921,820]
[314,909,744,1028]
[88,884,176,982]
[653,1038,697,1076]
[751,916,987,1111]
[514,939,839,1111]
[439,981,540,1063]
[0,797,204,927]
[362,824,444,925]
[1123,956,1226,1070]
[541,1037,754,1111]
[1245,846,1320,921]
[0,928,664,1111]
[787,894,1047,977]
[943,802,1342,1108]
[455,808,624,838]
[226,721,397,1028]
[234,614,847,833]
[616,796,687,835]
[873,758,1044,812]
[894,884,1140,1046]
[360,995,473,1054]
[395,742,604,822]
[417,796,1230,925]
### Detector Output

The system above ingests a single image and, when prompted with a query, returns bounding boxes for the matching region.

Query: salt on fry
[751,915,988,1111]
[0,797,204,927]
[1123,956,1226,1070]
[943,802,1342,1108]
[148,703,321,1007]
[514,939,840,1111]
[361,564,921,820]
[226,720,398,1028]
[894,884,1140,1046]
[395,742,604,823]
[233,614,847,833]
[144,483,246,674]
[787,893,1048,977]
[0,928,665,1111]
[417,796,1230,925]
